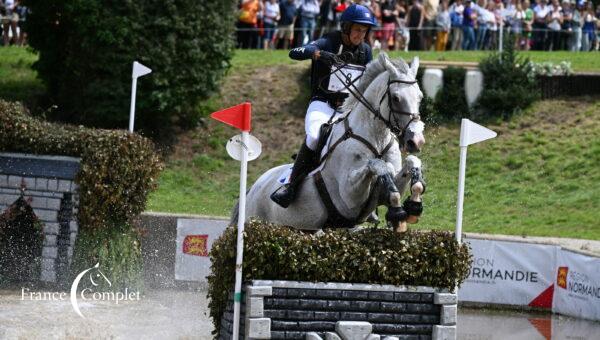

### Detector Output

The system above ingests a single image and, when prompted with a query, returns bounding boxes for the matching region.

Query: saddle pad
[328,64,365,93]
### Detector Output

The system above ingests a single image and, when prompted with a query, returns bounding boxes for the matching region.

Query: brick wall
[0,153,80,285]
[219,281,457,340]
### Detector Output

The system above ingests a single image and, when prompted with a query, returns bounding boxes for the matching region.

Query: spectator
[475,0,490,50]
[396,0,411,51]
[533,0,550,50]
[318,0,336,37]
[570,0,583,51]
[511,0,527,49]
[560,0,573,50]
[462,0,477,50]
[381,0,400,50]
[406,0,425,50]
[547,0,563,50]
[523,0,535,50]
[237,0,262,49]
[263,0,280,49]
[450,0,465,50]
[334,0,350,30]
[581,0,596,51]
[435,0,451,50]
[277,0,297,50]
[298,0,321,45]
[423,0,440,49]
[2,0,18,46]
[15,0,27,46]
[595,2,600,50]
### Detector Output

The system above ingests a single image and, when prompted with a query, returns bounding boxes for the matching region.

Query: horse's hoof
[386,206,407,225]
[403,198,423,216]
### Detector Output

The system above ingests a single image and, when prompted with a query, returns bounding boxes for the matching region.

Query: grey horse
[232,53,425,231]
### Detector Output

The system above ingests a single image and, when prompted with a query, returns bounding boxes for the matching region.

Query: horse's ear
[410,57,420,78]
[380,52,400,78]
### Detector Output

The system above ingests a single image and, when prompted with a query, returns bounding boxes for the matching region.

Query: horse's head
[379,53,425,153]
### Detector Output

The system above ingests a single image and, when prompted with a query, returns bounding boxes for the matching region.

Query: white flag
[132,61,152,78]
[459,119,497,147]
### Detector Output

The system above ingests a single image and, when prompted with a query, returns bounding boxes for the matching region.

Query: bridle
[324,60,421,142]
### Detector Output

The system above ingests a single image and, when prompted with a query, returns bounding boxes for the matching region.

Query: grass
[1,47,599,239]
[0,47,44,106]
[232,49,600,72]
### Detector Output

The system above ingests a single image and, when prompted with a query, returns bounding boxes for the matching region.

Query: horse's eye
[393,95,400,103]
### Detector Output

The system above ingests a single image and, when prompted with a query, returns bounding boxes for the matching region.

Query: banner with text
[458,238,558,308]
[553,249,600,321]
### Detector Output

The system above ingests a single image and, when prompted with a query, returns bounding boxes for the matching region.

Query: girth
[313,119,396,228]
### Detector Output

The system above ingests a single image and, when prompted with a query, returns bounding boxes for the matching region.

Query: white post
[129,61,152,133]
[129,77,138,133]
[232,131,249,340]
[499,21,504,53]
[455,119,497,244]
[455,146,468,244]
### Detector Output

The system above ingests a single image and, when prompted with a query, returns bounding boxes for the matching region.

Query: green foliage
[208,220,472,334]
[0,101,163,230]
[477,36,539,119]
[70,222,144,292]
[24,0,237,138]
[434,67,469,122]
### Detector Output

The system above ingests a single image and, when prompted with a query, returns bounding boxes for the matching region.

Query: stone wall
[0,153,80,284]
[219,280,457,340]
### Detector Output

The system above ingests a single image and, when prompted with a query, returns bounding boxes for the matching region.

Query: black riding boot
[270,142,317,208]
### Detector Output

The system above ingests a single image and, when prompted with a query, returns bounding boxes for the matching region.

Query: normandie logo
[557,266,568,289]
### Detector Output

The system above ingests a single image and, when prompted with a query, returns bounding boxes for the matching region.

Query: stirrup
[270,184,295,208]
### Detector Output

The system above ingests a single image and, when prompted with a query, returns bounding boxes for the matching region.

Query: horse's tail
[230,200,240,226]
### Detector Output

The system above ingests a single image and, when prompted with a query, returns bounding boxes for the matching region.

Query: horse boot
[270,142,317,208]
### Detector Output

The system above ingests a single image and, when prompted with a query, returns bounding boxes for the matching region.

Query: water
[1,289,599,339]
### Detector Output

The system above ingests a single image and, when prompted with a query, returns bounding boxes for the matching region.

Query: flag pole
[455,145,468,244]
[129,76,138,133]
[232,130,249,340]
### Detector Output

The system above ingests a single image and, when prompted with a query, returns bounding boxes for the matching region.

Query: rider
[270,4,376,208]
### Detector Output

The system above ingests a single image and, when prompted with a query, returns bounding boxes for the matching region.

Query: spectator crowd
[0,0,28,47]
[236,0,600,51]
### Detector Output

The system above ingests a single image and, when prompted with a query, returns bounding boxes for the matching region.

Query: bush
[0,101,163,230]
[207,220,472,336]
[434,67,469,122]
[477,36,539,119]
[25,0,237,138]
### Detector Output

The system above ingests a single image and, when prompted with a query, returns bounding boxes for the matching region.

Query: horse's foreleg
[393,155,425,225]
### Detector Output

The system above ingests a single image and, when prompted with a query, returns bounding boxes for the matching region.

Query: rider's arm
[289,38,331,61]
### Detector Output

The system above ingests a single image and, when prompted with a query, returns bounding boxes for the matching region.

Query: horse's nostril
[407,140,420,153]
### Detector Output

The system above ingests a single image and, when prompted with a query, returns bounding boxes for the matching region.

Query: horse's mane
[341,56,411,114]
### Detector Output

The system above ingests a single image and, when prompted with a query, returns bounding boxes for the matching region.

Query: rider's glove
[318,50,339,67]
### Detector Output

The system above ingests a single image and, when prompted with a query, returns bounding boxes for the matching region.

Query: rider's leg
[270,101,335,208]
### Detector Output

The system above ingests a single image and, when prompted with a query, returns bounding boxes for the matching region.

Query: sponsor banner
[458,238,558,308]
[175,218,228,282]
[553,249,600,321]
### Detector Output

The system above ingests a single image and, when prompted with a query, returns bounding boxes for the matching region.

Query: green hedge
[0,101,162,230]
[25,0,237,138]
[434,67,469,122]
[208,220,472,336]
[477,36,539,119]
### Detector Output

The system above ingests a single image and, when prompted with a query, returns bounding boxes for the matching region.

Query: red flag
[210,102,251,131]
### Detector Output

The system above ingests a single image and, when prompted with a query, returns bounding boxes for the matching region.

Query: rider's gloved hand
[317,50,339,66]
